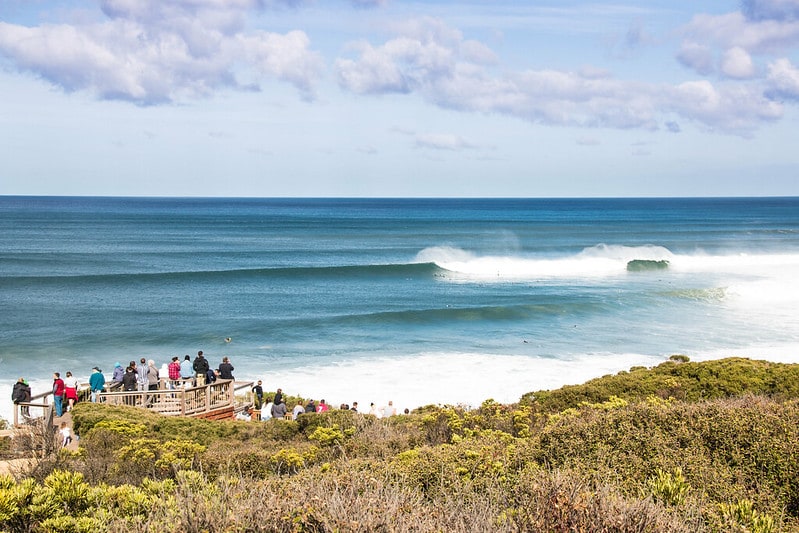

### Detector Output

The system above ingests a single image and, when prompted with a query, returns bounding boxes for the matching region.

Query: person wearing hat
[89,366,106,402]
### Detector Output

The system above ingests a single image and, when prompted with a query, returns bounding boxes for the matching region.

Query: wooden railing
[11,390,54,428]
[12,379,254,426]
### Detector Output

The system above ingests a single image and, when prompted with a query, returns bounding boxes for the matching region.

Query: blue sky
[1,0,798,197]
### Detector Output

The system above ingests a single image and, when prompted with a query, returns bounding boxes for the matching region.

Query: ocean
[1,196,798,421]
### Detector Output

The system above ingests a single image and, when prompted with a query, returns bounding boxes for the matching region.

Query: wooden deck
[11,379,254,428]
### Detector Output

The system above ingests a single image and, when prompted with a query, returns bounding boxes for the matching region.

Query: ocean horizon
[2,196,798,422]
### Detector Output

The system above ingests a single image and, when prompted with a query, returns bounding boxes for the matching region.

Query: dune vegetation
[2,356,799,532]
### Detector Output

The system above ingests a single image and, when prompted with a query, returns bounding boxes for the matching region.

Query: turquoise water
[2,197,798,418]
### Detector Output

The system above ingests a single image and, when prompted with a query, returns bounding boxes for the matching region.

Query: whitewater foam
[417,245,799,299]
[6,344,799,426]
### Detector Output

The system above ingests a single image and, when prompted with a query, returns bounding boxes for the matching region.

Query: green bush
[647,467,691,507]
[521,357,799,414]
[531,395,799,519]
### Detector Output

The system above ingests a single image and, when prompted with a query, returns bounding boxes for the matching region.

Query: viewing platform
[11,378,255,428]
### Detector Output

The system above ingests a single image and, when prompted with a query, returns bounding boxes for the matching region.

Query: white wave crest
[417,245,799,288]
[416,244,673,279]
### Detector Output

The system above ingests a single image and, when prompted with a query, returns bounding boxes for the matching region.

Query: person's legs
[53,395,63,417]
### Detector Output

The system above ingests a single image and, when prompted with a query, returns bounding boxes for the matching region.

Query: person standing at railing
[137,358,149,392]
[167,356,180,389]
[110,362,124,391]
[147,360,160,390]
[180,355,194,387]
[193,351,210,386]
[64,371,79,412]
[218,356,234,380]
[12,377,31,417]
[52,372,65,417]
[122,365,138,405]
[89,367,105,402]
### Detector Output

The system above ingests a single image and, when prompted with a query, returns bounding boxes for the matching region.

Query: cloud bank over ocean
[1,1,798,133]
[1,1,798,197]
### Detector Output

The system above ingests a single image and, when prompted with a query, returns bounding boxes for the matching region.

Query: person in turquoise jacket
[89,366,106,402]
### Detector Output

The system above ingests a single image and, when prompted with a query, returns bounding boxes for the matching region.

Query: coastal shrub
[531,395,799,522]
[258,418,300,442]
[647,467,691,507]
[73,403,271,447]
[387,430,523,499]
[38,515,103,533]
[40,470,93,515]
[715,499,777,533]
[90,482,158,522]
[296,409,358,436]
[0,477,37,532]
[520,357,799,413]
[417,405,456,444]
[470,399,533,438]
[504,467,698,532]
[115,438,205,479]
[307,424,353,447]
[344,414,427,459]
[200,441,273,478]
[269,446,320,475]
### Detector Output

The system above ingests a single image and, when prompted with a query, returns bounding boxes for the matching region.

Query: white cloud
[677,42,715,75]
[336,17,786,135]
[721,46,756,78]
[666,80,782,133]
[681,11,799,55]
[335,16,498,97]
[335,42,410,94]
[766,58,799,99]
[0,1,323,104]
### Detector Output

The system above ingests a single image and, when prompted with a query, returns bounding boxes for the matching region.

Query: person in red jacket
[52,372,65,417]
[167,356,181,389]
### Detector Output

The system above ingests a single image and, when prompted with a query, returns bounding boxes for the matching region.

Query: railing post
[205,383,211,413]
[180,388,186,416]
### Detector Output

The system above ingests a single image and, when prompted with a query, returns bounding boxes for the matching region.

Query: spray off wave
[416,244,674,279]
[417,244,799,280]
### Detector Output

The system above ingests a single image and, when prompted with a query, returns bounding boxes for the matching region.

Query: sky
[1,0,798,197]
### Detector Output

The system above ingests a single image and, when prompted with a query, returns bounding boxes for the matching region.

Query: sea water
[1,197,798,421]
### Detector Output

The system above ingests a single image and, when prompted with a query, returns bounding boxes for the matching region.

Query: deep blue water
[2,196,798,416]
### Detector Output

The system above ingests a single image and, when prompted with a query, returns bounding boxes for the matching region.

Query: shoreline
[5,348,799,427]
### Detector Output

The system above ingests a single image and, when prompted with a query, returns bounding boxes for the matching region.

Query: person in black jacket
[12,377,31,417]
[193,351,210,379]
[218,356,234,380]
[122,366,138,405]
[252,380,263,410]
